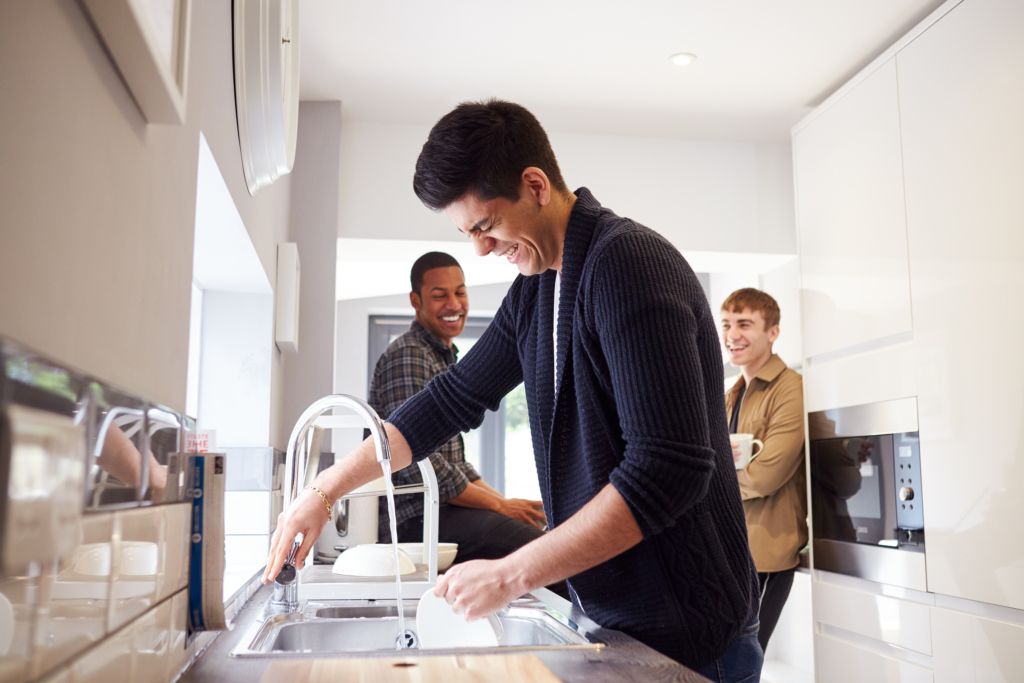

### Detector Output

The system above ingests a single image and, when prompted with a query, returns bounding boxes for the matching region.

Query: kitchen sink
[231,595,603,657]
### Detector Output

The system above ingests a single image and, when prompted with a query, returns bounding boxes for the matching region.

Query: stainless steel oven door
[809,396,927,590]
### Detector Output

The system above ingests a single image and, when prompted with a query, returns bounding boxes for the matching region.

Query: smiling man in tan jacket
[721,288,807,653]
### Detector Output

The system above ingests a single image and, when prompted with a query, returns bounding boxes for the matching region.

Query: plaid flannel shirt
[368,321,481,539]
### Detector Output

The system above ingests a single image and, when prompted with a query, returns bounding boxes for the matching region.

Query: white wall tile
[131,599,171,683]
[223,535,268,600]
[0,572,37,683]
[31,514,113,679]
[108,508,161,631]
[70,625,133,683]
[160,504,191,602]
[166,591,188,682]
[223,492,271,535]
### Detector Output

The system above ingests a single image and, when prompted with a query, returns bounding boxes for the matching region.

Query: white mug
[731,433,764,470]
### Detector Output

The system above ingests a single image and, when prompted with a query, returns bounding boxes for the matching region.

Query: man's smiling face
[412,265,468,346]
[444,180,563,276]
[720,307,778,370]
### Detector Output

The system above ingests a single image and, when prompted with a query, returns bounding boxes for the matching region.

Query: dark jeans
[696,616,764,683]
[395,504,570,599]
[756,568,796,652]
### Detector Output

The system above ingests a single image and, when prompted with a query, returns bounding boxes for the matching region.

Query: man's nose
[471,231,495,256]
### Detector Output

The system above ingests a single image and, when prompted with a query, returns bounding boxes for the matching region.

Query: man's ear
[522,167,551,207]
[410,291,422,312]
[768,325,780,344]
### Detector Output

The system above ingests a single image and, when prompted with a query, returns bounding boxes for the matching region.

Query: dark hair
[413,99,569,211]
[410,251,462,294]
[721,288,781,329]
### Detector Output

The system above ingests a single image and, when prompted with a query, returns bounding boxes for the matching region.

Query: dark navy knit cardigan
[390,188,758,668]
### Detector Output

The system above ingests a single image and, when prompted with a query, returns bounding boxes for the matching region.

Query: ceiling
[300,0,945,141]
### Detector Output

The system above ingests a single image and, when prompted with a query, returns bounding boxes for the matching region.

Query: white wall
[0,1,292,440]
[197,292,273,446]
[760,258,803,368]
[336,120,796,255]
[281,103,343,434]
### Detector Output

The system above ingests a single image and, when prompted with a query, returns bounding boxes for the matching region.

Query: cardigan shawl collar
[537,188,602,456]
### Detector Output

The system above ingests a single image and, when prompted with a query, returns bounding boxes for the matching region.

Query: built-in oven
[809,396,926,591]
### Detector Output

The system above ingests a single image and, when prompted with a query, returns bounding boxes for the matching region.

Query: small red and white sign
[187,430,216,453]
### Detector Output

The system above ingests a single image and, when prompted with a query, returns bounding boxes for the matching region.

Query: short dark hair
[721,288,781,329]
[413,99,569,211]
[410,251,462,294]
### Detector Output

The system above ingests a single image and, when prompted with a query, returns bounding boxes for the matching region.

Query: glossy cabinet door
[815,633,933,683]
[793,57,913,361]
[813,575,932,656]
[931,607,1024,682]
[897,0,1024,611]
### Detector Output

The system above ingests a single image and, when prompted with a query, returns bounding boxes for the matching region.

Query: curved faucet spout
[283,394,391,511]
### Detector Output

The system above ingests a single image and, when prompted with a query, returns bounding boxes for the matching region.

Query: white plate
[415,590,499,649]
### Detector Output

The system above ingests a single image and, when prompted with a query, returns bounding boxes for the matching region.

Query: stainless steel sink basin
[231,595,604,657]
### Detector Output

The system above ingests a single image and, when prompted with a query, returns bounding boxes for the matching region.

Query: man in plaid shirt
[369,252,550,564]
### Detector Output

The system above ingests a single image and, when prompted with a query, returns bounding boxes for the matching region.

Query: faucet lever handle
[285,533,303,565]
[275,533,304,585]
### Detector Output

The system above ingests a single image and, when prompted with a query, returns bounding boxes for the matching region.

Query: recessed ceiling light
[669,52,698,67]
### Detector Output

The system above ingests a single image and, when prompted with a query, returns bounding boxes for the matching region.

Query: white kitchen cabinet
[896,0,1024,611]
[813,573,933,656]
[931,606,1024,682]
[815,632,933,683]
[793,57,913,361]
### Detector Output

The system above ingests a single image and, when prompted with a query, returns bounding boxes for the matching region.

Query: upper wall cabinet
[897,0,1024,611]
[793,59,913,361]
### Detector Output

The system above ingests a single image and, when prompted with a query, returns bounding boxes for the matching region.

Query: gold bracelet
[308,486,332,519]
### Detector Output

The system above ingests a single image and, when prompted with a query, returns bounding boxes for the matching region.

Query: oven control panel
[893,432,924,532]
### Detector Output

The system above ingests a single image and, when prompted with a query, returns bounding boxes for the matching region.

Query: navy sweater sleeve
[588,230,717,537]
[389,282,526,460]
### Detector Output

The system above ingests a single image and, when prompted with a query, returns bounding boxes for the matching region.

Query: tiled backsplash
[0,338,198,682]
[0,506,191,683]
[222,447,283,600]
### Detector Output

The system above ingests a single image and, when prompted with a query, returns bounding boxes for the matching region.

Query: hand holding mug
[730,433,764,470]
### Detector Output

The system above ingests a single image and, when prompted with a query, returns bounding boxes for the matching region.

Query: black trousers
[756,568,796,652]
[396,504,569,599]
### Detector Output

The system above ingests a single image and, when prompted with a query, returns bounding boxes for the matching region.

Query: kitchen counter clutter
[178,584,709,682]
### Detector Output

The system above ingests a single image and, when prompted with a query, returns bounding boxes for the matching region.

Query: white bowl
[66,543,112,578]
[61,541,158,580]
[332,544,416,577]
[119,541,159,576]
[396,542,458,571]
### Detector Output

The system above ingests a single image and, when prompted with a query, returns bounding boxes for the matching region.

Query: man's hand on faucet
[263,420,417,584]
[262,488,328,584]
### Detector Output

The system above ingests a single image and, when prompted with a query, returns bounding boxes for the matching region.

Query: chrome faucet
[283,394,392,511]
[271,395,393,614]
[267,535,302,615]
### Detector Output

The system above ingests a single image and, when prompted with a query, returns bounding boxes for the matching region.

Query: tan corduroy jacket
[726,354,808,573]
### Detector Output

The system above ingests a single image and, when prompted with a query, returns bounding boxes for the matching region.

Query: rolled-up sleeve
[429,455,471,501]
[453,460,482,482]
[589,233,717,538]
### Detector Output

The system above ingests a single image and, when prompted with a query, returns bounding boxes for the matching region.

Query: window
[367,315,540,500]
